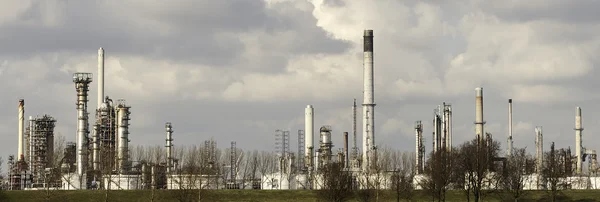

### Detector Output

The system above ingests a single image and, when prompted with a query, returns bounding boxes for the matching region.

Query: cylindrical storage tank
[320,127,331,144]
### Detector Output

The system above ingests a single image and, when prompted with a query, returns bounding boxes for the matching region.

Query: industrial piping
[304,105,314,171]
[166,122,174,174]
[575,107,583,174]
[73,72,92,186]
[475,87,485,141]
[507,99,513,156]
[362,29,376,172]
[98,48,104,110]
[18,99,25,161]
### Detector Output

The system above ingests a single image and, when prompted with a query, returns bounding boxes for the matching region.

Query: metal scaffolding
[28,115,57,186]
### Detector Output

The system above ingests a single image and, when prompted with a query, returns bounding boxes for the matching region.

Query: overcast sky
[1,0,599,167]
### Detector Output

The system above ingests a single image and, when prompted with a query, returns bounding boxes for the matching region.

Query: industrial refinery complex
[5,29,600,191]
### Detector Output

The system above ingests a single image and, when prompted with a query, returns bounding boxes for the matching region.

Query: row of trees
[420,136,574,202]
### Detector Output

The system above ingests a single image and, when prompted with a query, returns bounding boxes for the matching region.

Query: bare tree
[391,151,415,202]
[541,142,568,202]
[455,136,500,202]
[317,162,353,202]
[420,148,456,202]
[496,147,528,201]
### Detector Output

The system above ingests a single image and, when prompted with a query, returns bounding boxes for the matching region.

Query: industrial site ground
[1,190,600,202]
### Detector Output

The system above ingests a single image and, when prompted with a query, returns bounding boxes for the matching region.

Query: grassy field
[1,189,599,202]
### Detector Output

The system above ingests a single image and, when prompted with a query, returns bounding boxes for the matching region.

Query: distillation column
[443,103,452,151]
[415,121,424,174]
[475,87,485,141]
[74,73,92,188]
[362,29,376,172]
[305,105,314,172]
[18,99,25,161]
[116,100,131,173]
[535,126,543,173]
[575,107,584,174]
[166,122,174,174]
[507,99,513,157]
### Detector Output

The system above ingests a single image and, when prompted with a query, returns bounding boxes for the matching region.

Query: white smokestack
[508,99,513,156]
[18,99,24,160]
[576,107,583,174]
[475,87,485,141]
[98,47,104,109]
[305,105,314,170]
[362,29,376,171]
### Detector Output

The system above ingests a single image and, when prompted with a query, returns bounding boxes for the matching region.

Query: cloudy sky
[1,0,599,166]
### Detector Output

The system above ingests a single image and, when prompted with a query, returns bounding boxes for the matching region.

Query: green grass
[1,189,600,202]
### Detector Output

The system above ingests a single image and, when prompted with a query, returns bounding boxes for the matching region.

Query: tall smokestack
[18,99,24,160]
[575,107,583,174]
[305,105,314,171]
[343,132,349,168]
[98,47,104,109]
[475,87,485,141]
[73,72,92,188]
[166,122,174,174]
[508,99,513,156]
[362,29,376,172]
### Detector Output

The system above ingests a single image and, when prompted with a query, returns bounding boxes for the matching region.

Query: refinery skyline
[1,0,600,172]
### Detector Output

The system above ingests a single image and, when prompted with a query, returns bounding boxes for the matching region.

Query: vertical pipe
[362,29,376,172]
[508,99,513,157]
[575,107,583,174]
[166,122,173,174]
[18,99,25,161]
[432,110,438,153]
[92,125,100,171]
[343,132,349,168]
[305,105,314,171]
[475,87,485,141]
[29,117,34,172]
[447,105,452,152]
[98,48,104,110]
[352,99,357,161]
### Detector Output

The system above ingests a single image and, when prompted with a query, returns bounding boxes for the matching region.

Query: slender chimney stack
[343,132,349,168]
[415,121,424,175]
[18,99,25,161]
[475,87,485,141]
[98,47,104,109]
[575,107,584,174]
[305,105,314,171]
[362,29,376,172]
[508,99,513,156]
